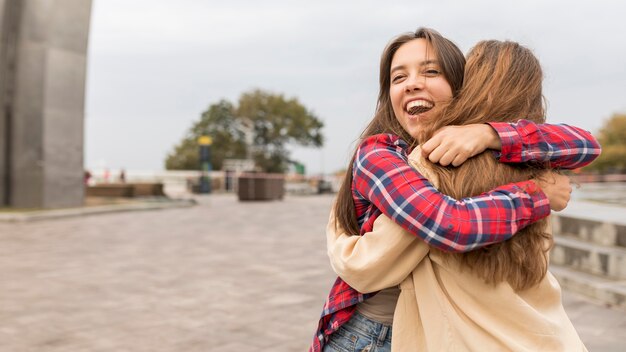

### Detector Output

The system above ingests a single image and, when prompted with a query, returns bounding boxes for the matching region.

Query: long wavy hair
[334,28,466,236]
[419,40,552,291]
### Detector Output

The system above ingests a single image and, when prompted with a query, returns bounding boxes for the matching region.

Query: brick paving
[0,194,624,351]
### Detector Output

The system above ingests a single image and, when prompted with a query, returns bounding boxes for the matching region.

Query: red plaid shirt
[310,120,601,351]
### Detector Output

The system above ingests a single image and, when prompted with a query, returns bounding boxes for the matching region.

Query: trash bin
[237,173,285,201]
[317,180,332,194]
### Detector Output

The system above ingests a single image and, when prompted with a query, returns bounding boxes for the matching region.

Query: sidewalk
[0,194,624,351]
[0,197,195,222]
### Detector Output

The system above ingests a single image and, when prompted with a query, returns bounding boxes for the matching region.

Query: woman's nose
[404,76,425,92]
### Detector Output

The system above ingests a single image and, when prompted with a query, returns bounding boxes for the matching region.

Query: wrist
[483,123,502,150]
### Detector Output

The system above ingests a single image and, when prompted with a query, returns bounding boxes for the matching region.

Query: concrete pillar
[0,0,92,208]
[0,0,18,206]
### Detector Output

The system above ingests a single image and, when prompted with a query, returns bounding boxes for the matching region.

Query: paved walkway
[0,194,624,351]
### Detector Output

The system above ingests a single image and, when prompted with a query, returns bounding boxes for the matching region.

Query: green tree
[165,100,247,170]
[237,89,324,172]
[584,113,626,173]
[165,90,324,172]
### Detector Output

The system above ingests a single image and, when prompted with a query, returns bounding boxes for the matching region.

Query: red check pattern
[488,120,601,168]
[310,121,601,351]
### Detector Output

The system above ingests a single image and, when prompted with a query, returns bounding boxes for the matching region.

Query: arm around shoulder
[488,120,601,169]
[353,133,551,253]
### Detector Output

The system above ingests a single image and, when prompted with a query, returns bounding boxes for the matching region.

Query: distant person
[83,170,92,185]
[225,170,233,191]
[326,40,593,351]
[119,169,126,183]
[310,28,600,352]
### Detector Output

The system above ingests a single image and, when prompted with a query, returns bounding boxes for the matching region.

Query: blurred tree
[165,100,247,170]
[237,90,324,172]
[165,90,324,172]
[584,113,626,173]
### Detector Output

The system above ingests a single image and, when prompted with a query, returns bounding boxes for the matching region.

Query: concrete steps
[550,210,626,309]
[549,264,626,309]
[552,214,626,248]
[551,236,626,279]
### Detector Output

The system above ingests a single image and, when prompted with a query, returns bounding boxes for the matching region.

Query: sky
[85,0,626,175]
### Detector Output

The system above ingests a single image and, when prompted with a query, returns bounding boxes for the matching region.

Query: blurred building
[0,0,92,208]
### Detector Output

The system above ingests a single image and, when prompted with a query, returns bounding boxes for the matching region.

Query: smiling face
[389,39,453,139]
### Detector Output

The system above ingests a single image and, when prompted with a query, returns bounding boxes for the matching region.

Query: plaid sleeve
[353,134,550,253]
[488,120,601,169]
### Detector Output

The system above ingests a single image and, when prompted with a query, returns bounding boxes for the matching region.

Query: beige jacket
[327,148,586,352]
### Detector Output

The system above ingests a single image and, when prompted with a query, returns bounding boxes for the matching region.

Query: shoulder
[358,134,409,155]
[353,134,411,177]
[408,146,439,188]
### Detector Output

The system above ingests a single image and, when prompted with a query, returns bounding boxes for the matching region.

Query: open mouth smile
[405,100,434,115]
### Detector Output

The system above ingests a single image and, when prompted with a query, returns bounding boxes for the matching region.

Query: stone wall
[551,213,626,308]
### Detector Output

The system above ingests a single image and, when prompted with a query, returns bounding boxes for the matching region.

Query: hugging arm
[422,120,601,168]
[332,122,591,292]
[489,120,601,168]
[331,151,571,293]
[354,134,550,253]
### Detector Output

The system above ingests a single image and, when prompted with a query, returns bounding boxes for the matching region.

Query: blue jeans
[323,311,392,352]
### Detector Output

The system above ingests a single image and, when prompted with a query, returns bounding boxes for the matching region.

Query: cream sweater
[327,148,586,352]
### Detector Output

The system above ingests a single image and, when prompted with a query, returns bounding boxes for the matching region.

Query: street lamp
[198,136,212,194]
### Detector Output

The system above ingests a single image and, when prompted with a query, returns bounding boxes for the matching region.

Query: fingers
[421,124,498,166]
[427,145,472,166]
[421,134,441,158]
[436,149,460,166]
[555,173,572,190]
[553,197,569,212]
[451,154,469,167]
[545,173,573,212]
[554,195,567,211]
[428,146,449,165]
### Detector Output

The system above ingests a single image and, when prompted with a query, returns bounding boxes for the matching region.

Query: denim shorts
[323,311,392,352]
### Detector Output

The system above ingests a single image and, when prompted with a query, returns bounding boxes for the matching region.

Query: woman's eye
[424,69,440,76]
[391,75,405,83]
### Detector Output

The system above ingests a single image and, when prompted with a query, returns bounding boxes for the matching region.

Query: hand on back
[533,172,572,211]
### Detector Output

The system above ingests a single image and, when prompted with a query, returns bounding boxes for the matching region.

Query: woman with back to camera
[326,40,593,351]
[311,27,600,352]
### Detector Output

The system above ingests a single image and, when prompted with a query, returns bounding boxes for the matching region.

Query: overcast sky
[85,0,626,174]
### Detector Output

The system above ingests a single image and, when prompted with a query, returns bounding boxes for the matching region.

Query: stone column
[0,0,21,207]
[0,0,92,208]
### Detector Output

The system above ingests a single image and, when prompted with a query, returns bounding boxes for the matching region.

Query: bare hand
[421,124,502,166]
[533,172,572,211]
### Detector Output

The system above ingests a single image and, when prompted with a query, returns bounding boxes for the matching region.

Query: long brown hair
[420,40,551,291]
[334,28,466,236]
